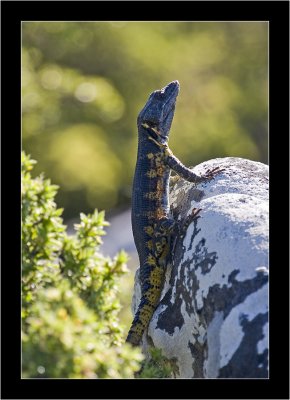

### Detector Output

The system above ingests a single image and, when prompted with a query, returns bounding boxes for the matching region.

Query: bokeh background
[22,21,268,329]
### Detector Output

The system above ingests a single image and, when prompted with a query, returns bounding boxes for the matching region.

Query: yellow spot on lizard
[146,169,157,178]
[149,266,164,286]
[145,192,160,200]
[156,208,166,219]
[146,240,153,250]
[157,166,165,176]
[156,180,164,191]
[146,254,156,266]
[144,226,154,236]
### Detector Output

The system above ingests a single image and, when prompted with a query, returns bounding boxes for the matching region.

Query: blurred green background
[22,22,268,221]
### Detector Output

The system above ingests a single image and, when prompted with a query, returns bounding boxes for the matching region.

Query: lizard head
[137,80,180,144]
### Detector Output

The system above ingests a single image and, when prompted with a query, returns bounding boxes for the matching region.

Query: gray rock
[132,157,269,378]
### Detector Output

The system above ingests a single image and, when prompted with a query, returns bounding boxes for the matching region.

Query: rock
[132,157,269,378]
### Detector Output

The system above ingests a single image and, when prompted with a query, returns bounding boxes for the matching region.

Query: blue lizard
[126,80,223,346]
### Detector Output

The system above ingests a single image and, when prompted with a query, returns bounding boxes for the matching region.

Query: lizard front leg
[166,150,224,183]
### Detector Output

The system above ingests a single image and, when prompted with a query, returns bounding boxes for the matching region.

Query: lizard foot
[180,207,202,238]
[202,166,225,181]
[190,207,202,220]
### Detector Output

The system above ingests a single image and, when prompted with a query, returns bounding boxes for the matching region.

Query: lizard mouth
[163,105,174,125]
[158,81,179,138]
[159,104,175,138]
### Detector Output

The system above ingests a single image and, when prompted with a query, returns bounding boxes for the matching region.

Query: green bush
[21,152,143,378]
[137,347,178,379]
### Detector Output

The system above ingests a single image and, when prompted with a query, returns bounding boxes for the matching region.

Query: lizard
[126,80,223,346]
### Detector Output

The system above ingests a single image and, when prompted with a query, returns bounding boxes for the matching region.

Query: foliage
[137,347,176,379]
[21,152,143,378]
[117,267,136,333]
[22,22,268,219]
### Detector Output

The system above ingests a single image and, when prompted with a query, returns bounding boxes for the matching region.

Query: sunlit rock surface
[132,157,269,378]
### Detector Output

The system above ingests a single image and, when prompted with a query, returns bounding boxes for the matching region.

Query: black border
[1,1,289,399]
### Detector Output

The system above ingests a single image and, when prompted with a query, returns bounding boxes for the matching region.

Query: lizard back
[127,81,179,345]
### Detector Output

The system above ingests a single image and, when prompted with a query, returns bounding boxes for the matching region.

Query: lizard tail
[126,265,165,346]
[126,297,156,346]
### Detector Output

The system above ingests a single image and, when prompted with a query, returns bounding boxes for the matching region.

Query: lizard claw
[180,207,202,237]
[203,166,225,181]
[191,207,202,219]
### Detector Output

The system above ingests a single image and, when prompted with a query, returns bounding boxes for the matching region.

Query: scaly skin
[126,81,223,346]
